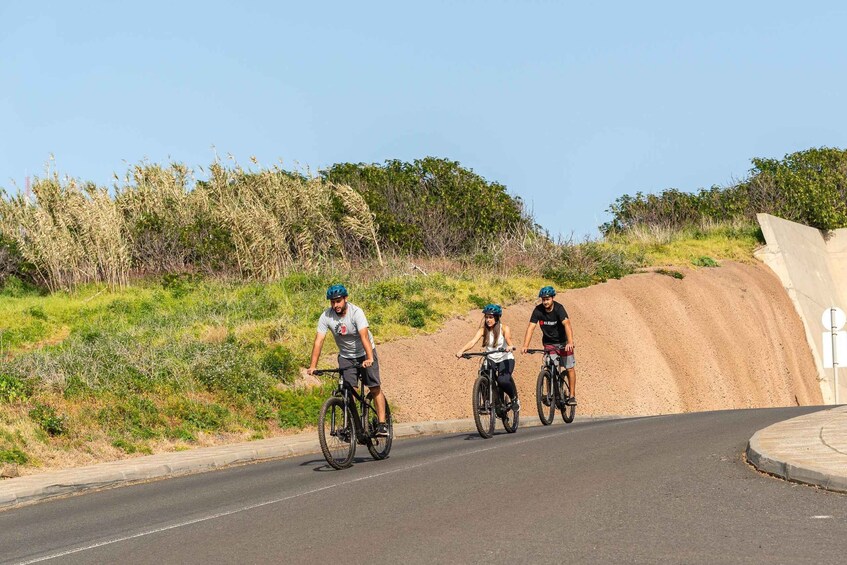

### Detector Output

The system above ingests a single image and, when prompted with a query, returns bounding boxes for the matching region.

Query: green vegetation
[602,147,847,235]
[322,158,532,255]
[3,145,842,471]
[655,269,685,280]
[0,269,554,469]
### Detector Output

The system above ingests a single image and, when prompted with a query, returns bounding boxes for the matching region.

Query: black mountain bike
[314,364,393,470]
[527,348,575,425]
[460,349,519,438]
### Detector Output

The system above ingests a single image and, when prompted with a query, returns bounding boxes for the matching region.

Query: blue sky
[2,1,846,239]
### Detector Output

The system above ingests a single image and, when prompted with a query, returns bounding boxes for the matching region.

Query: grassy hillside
[0,268,547,470]
[0,222,762,473]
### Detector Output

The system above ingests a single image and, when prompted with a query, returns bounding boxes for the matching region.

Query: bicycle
[460,349,519,438]
[313,364,393,470]
[527,348,575,425]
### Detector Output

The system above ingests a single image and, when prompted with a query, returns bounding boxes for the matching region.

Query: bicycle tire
[318,396,356,469]
[365,399,393,460]
[501,391,519,433]
[535,368,555,425]
[473,375,495,438]
[560,374,575,424]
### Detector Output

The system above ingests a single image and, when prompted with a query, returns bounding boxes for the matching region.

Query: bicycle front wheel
[535,368,555,425]
[318,397,356,469]
[473,375,495,438]
[366,399,393,460]
[560,375,575,424]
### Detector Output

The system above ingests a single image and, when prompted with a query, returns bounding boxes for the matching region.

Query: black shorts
[338,350,381,389]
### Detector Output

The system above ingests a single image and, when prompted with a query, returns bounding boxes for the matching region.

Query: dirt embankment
[377,261,822,422]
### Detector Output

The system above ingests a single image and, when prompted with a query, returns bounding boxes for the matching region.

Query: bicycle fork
[331,389,352,441]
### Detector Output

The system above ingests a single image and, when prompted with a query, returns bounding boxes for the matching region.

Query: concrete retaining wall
[755,214,847,403]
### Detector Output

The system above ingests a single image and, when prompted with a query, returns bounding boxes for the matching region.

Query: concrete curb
[746,405,847,494]
[0,413,623,510]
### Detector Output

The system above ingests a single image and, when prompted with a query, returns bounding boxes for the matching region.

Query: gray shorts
[338,349,381,389]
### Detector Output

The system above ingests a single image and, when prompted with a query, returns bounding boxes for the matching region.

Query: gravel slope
[378,261,822,422]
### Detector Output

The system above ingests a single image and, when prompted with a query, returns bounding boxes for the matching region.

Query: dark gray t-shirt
[317,302,375,359]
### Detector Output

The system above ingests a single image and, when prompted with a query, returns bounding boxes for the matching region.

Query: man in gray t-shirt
[307,284,388,437]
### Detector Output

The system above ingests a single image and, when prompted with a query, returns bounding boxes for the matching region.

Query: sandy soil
[377,261,822,422]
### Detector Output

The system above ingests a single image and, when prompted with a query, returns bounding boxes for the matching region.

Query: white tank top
[485,330,514,363]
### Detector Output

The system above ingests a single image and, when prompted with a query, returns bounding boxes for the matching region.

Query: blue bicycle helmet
[538,286,556,298]
[326,284,349,300]
[482,304,503,316]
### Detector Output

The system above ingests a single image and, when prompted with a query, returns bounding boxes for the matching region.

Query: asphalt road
[2,407,845,564]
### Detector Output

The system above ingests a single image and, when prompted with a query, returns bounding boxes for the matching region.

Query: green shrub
[692,256,718,267]
[191,341,273,399]
[26,306,47,321]
[261,346,296,384]
[281,272,327,293]
[274,386,329,429]
[322,157,534,255]
[161,273,200,298]
[543,243,644,288]
[656,269,685,279]
[167,399,229,431]
[0,276,40,298]
[362,278,423,307]
[97,397,163,439]
[467,294,489,309]
[403,300,435,329]
[111,438,139,454]
[0,374,32,403]
[602,147,847,235]
[29,404,67,436]
[0,447,28,464]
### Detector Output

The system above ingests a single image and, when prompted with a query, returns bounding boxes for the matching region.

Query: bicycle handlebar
[525,348,548,354]
[460,347,513,359]
[312,363,363,376]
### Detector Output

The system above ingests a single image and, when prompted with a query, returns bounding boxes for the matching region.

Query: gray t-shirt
[317,302,376,359]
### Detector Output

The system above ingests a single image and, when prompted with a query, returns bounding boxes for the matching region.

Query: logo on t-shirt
[336,323,348,335]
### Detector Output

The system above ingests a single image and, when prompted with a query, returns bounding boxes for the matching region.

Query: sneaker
[511,398,521,412]
[374,423,390,437]
[565,396,577,407]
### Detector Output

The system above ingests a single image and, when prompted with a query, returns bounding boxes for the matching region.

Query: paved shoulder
[747,405,847,493]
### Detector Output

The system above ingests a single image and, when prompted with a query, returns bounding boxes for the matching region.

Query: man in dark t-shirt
[521,285,577,406]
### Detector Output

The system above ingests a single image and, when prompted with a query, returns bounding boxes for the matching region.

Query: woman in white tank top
[455,304,520,411]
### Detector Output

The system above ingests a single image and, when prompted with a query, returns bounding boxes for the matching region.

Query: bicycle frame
[528,349,567,406]
[461,348,518,434]
[329,369,379,444]
[479,359,510,416]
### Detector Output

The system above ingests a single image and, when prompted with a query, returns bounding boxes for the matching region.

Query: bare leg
[368,386,387,422]
[567,368,576,399]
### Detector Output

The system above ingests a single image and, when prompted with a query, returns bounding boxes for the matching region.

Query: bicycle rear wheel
[501,391,519,433]
[366,399,393,460]
[535,368,555,425]
[473,375,495,438]
[560,375,575,424]
[318,397,356,469]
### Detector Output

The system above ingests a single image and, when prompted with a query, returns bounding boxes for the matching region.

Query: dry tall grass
[0,162,383,289]
[0,174,129,291]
